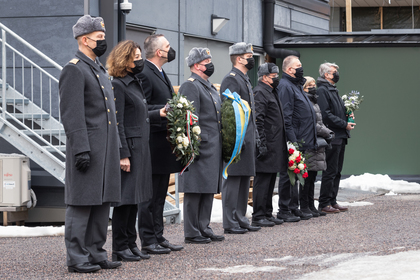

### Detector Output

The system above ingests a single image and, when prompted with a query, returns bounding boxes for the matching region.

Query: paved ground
[1,189,420,280]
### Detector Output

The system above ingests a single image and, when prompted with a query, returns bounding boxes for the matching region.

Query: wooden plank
[346,0,352,32]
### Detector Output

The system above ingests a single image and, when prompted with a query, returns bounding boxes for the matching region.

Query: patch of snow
[298,250,420,280]
[337,173,420,194]
[385,191,398,196]
[265,253,365,267]
[199,265,286,274]
[338,201,374,207]
[0,225,64,237]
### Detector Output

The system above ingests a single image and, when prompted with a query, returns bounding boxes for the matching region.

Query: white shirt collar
[146,59,162,72]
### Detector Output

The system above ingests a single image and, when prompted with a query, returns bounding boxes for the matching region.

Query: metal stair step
[0,98,30,105]
[7,113,50,120]
[22,129,65,135]
[42,145,66,152]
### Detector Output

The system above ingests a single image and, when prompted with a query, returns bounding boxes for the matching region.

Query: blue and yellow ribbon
[222,89,251,179]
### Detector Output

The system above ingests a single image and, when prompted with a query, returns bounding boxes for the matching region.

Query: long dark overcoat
[253,81,288,173]
[220,67,256,177]
[112,73,161,206]
[138,60,182,174]
[59,50,121,206]
[178,73,223,194]
[277,73,317,151]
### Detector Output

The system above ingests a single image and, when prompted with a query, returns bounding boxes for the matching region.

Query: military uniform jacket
[178,73,223,194]
[138,60,182,174]
[112,73,161,206]
[59,50,121,206]
[253,81,288,173]
[220,67,256,176]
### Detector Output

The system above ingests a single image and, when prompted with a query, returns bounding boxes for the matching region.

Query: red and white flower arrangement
[287,141,308,186]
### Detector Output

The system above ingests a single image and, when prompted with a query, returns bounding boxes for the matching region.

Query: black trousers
[252,172,277,220]
[183,193,214,238]
[299,171,317,210]
[277,169,299,212]
[319,142,346,209]
[138,174,170,246]
[112,204,138,251]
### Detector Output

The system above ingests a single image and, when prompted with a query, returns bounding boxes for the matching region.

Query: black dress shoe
[302,208,319,218]
[251,219,275,227]
[159,240,184,251]
[310,207,326,216]
[142,243,171,254]
[185,236,212,244]
[203,234,225,241]
[277,211,301,222]
[130,247,150,259]
[241,224,261,231]
[224,227,248,234]
[94,260,122,269]
[112,249,141,262]
[68,262,101,273]
[292,209,312,220]
[266,216,284,225]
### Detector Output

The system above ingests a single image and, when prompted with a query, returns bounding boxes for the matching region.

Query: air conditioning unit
[0,154,31,207]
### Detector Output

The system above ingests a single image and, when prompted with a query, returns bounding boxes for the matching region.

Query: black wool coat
[59,50,121,206]
[277,73,317,151]
[112,73,161,206]
[253,81,288,173]
[178,73,223,194]
[220,67,256,177]
[316,77,350,142]
[138,60,183,174]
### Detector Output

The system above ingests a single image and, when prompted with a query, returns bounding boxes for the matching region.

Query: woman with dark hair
[107,40,167,262]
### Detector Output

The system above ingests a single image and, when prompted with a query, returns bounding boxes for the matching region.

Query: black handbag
[316,137,329,149]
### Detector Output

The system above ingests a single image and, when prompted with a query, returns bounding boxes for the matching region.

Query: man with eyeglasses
[251,62,286,227]
[220,42,261,234]
[276,55,317,222]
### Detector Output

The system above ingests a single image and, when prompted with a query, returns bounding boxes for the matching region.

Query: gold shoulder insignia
[229,72,236,76]
[69,58,79,65]
[188,78,195,82]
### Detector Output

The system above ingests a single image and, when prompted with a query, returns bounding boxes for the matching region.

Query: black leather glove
[257,145,268,159]
[75,152,90,172]
[325,132,335,144]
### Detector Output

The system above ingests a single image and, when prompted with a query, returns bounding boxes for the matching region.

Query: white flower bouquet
[341,90,364,123]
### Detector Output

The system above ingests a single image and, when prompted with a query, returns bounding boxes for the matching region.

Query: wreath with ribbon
[221,89,250,179]
[166,93,201,175]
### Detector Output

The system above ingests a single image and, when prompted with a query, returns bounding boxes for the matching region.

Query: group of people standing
[59,15,356,274]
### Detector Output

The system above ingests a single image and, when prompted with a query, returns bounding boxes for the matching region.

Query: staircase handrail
[2,40,59,83]
[0,22,62,71]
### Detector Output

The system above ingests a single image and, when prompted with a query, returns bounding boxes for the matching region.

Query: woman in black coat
[300,77,334,217]
[107,40,166,262]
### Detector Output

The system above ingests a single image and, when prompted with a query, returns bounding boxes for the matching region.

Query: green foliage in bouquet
[166,93,201,167]
[221,99,241,163]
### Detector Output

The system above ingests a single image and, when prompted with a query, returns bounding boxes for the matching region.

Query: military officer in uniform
[178,48,225,244]
[59,15,122,273]
[220,42,260,234]
[252,63,287,227]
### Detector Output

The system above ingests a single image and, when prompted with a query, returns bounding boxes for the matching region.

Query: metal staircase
[0,22,180,223]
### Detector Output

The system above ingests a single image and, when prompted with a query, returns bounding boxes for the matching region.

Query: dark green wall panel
[279,47,420,176]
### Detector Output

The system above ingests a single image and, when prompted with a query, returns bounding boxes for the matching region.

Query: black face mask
[131,59,144,75]
[161,47,176,63]
[203,62,215,77]
[88,38,107,57]
[243,57,255,70]
[308,87,317,95]
[293,67,304,79]
[332,71,340,83]
[270,77,280,88]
